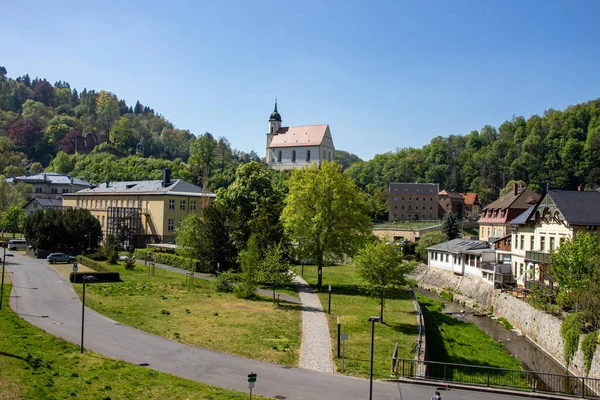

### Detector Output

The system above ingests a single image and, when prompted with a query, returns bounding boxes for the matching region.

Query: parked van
[8,239,27,250]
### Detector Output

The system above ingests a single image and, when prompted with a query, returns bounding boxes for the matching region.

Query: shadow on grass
[386,321,419,335]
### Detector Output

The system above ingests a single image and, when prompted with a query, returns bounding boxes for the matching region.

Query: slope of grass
[294,264,418,379]
[0,284,266,399]
[73,262,301,366]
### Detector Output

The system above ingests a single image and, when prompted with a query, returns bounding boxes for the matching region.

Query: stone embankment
[413,264,600,379]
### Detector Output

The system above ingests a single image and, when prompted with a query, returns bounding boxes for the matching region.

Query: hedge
[133,249,210,273]
[76,255,116,273]
[69,271,120,283]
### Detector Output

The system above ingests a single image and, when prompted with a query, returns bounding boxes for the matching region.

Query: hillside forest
[1,66,600,212]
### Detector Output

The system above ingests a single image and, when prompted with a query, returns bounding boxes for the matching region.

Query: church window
[292,150,296,162]
[306,150,311,162]
[277,150,282,162]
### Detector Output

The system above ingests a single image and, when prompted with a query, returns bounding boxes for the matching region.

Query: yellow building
[62,170,215,247]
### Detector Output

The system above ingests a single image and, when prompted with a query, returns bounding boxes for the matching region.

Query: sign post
[247,372,257,399]
[341,333,349,371]
[328,284,332,314]
[72,263,78,274]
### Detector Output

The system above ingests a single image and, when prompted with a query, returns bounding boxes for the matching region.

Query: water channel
[415,288,572,392]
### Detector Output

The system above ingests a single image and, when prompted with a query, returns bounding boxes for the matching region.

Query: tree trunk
[317,252,323,291]
[380,293,384,324]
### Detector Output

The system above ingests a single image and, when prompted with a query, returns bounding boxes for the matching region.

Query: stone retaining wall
[412,265,495,310]
[414,265,600,379]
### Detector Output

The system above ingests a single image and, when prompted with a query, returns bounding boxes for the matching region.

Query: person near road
[432,391,441,400]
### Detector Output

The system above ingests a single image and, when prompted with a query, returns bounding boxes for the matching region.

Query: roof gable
[269,124,329,148]
[483,188,539,211]
[545,190,600,226]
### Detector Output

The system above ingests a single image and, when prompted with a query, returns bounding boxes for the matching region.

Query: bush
[124,252,136,270]
[234,280,258,299]
[69,271,120,283]
[76,255,116,273]
[133,249,209,272]
[212,271,236,292]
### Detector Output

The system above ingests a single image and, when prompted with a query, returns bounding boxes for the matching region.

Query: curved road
[8,254,529,400]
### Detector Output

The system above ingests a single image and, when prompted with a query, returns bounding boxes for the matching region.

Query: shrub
[124,252,136,270]
[133,249,209,272]
[582,332,598,375]
[69,271,120,283]
[213,271,236,293]
[76,255,115,273]
[234,280,258,299]
[561,313,584,365]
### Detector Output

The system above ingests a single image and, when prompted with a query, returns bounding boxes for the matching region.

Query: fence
[409,290,424,360]
[392,358,600,398]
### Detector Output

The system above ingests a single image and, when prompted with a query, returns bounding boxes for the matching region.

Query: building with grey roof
[7,172,91,200]
[23,198,65,216]
[62,169,215,247]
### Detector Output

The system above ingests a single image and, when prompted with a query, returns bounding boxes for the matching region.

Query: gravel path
[293,275,335,374]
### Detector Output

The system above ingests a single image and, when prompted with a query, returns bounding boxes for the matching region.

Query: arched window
[270,126,274,133]
[292,150,296,162]
[306,150,311,162]
[277,150,282,162]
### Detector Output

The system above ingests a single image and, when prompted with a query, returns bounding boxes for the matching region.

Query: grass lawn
[293,264,418,379]
[0,284,266,400]
[417,294,527,387]
[373,220,442,230]
[73,262,301,366]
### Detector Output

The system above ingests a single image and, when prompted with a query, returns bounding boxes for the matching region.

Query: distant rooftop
[389,182,439,194]
[7,172,90,186]
[427,238,491,253]
[63,179,215,198]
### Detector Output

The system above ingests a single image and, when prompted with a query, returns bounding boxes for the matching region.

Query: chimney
[162,168,171,187]
[105,181,110,188]
[513,183,518,196]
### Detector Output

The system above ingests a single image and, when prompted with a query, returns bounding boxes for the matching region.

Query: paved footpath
[293,275,335,373]
[8,254,528,400]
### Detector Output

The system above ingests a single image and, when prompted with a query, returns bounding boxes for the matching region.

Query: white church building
[265,101,335,171]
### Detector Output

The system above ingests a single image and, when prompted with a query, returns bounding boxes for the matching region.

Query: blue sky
[2,0,599,160]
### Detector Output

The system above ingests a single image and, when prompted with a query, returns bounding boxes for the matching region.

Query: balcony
[525,250,552,264]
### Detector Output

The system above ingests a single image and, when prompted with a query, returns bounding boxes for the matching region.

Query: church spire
[269,97,282,122]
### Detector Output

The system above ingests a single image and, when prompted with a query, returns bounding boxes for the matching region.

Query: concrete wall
[415,264,600,379]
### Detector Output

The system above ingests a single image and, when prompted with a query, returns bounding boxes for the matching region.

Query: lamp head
[368,316,381,323]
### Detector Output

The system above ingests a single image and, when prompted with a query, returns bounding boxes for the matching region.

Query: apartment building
[510,189,600,287]
[61,169,215,247]
[388,183,439,221]
[478,184,540,242]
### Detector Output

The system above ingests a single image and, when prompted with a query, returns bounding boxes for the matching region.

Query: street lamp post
[81,275,98,353]
[1,245,6,310]
[368,316,381,400]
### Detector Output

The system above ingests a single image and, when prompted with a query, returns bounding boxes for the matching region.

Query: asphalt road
[7,253,530,400]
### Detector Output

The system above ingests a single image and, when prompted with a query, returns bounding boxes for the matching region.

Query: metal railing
[525,250,552,264]
[409,290,424,360]
[393,358,600,398]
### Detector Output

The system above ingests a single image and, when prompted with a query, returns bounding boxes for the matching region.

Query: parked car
[47,253,76,264]
[8,239,27,250]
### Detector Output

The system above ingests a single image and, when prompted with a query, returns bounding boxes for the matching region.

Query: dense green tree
[281,161,372,290]
[355,239,416,323]
[441,213,460,240]
[256,242,293,303]
[2,204,25,237]
[195,202,238,272]
[175,213,202,270]
[415,231,448,262]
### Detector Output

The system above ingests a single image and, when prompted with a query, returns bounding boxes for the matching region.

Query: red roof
[463,192,479,205]
[270,124,329,148]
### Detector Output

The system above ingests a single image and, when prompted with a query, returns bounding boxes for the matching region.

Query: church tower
[268,99,282,134]
[266,99,282,162]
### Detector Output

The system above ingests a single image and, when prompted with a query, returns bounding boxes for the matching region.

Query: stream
[416,288,571,392]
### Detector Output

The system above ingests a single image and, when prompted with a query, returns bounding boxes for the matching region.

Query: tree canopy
[281,161,372,290]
